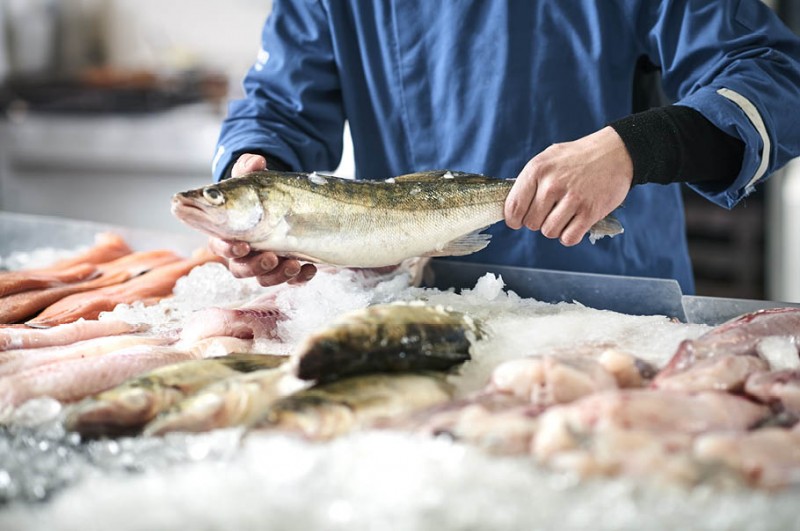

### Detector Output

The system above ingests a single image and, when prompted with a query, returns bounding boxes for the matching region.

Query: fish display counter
[2,211,800,531]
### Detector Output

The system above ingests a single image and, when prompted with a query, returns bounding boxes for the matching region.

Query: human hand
[504,126,633,246]
[208,153,317,286]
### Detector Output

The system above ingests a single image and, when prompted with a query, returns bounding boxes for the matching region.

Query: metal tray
[426,260,800,325]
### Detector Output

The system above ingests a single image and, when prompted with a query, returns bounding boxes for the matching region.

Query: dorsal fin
[390,170,499,185]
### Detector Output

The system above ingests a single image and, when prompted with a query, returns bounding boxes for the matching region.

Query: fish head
[171,178,268,240]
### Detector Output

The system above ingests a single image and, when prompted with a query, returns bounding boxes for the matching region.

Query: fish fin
[587,214,624,244]
[390,170,498,184]
[420,229,492,257]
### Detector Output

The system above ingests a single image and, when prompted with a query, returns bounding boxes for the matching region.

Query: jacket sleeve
[211,0,344,181]
[625,0,800,208]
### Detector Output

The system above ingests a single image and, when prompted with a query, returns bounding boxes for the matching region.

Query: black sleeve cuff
[610,105,745,186]
[221,151,293,180]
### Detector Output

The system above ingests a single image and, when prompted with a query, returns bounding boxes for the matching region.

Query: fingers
[208,237,251,260]
[232,153,267,178]
[227,251,279,279]
[504,161,537,230]
[560,215,595,247]
[255,259,317,287]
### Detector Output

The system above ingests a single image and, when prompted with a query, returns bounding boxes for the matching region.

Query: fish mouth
[170,194,237,240]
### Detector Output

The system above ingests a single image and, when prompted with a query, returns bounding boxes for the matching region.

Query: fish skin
[65,353,288,437]
[253,372,454,440]
[143,363,294,436]
[293,303,483,383]
[171,170,624,268]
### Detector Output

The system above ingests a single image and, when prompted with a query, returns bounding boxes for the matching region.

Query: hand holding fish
[504,126,633,246]
[207,153,317,286]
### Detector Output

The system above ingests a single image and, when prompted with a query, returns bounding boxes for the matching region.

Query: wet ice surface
[2,265,799,530]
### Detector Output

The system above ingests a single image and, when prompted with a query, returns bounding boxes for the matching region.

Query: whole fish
[252,372,454,440]
[292,302,483,383]
[65,353,287,437]
[171,170,624,268]
[143,365,298,436]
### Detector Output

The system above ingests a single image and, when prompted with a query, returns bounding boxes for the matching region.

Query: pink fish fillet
[652,308,800,390]
[0,250,182,325]
[0,269,131,325]
[0,263,99,297]
[0,335,256,413]
[694,428,800,490]
[27,249,221,328]
[744,369,800,416]
[0,319,144,351]
[179,292,285,344]
[0,333,172,377]
[533,389,770,459]
[0,345,199,411]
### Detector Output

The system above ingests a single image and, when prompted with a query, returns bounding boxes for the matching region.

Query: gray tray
[426,260,800,325]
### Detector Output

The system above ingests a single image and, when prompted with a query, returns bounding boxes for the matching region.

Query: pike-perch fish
[253,372,454,440]
[293,302,483,383]
[171,170,624,267]
[65,353,287,437]
[143,365,296,436]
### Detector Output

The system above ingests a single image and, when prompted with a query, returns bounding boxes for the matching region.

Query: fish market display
[293,302,483,383]
[66,353,288,437]
[171,170,624,268]
[6,223,800,531]
[253,372,454,440]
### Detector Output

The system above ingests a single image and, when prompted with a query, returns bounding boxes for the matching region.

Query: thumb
[232,153,267,177]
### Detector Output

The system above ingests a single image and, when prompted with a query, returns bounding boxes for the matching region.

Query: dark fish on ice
[171,170,624,268]
[293,302,484,382]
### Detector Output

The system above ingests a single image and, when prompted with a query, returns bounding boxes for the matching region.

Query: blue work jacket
[213,0,800,295]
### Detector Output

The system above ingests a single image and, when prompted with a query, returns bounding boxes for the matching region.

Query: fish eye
[203,187,225,205]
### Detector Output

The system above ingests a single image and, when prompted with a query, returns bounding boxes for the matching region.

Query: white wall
[101,0,272,97]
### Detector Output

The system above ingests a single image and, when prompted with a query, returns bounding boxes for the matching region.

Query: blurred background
[0,0,796,302]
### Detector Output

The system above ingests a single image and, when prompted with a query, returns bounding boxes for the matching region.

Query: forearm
[610,105,745,187]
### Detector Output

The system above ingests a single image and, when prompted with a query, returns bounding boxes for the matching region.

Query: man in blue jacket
[208,0,800,293]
